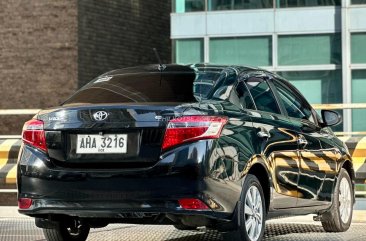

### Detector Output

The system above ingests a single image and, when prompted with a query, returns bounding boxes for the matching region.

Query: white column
[342,0,352,132]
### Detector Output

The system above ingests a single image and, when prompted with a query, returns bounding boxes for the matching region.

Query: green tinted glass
[277,70,342,104]
[278,34,341,65]
[277,0,340,7]
[174,39,204,64]
[174,0,205,13]
[352,70,366,131]
[278,70,343,131]
[208,0,273,10]
[352,0,366,4]
[209,37,272,66]
[351,33,366,64]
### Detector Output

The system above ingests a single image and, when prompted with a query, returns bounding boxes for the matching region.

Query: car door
[241,73,301,209]
[271,78,338,207]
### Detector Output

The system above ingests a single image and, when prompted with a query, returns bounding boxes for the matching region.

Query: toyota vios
[17,64,355,241]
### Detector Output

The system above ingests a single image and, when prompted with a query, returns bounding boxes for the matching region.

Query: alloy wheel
[244,186,263,241]
[339,177,352,224]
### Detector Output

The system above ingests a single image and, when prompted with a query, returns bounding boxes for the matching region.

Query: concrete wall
[0,0,78,134]
[78,0,171,87]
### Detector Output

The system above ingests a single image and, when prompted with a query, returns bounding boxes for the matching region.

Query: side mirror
[321,110,342,127]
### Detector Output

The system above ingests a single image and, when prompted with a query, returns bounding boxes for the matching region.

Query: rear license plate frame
[76,134,127,154]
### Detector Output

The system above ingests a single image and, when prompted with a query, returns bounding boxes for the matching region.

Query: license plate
[76,134,127,154]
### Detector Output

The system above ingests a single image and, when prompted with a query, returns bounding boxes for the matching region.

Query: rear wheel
[321,168,353,232]
[43,219,90,241]
[223,174,266,241]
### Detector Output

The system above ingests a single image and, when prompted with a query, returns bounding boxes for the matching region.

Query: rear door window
[245,77,281,114]
[235,81,256,110]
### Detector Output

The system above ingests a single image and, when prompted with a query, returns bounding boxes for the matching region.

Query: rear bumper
[17,141,241,221]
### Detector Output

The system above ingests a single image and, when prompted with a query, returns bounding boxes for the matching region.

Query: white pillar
[342,0,352,132]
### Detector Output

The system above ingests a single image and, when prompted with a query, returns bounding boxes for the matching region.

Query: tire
[43,220,90,241]
[223,174,266,241]
[321,168,353,232]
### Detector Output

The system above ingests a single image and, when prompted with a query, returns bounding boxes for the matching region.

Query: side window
[235,81,256,109]
[273,80,315,123]
[245,77,281,114]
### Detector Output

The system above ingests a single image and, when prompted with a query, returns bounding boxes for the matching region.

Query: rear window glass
[63,72,197,105]
[193,68,224,100]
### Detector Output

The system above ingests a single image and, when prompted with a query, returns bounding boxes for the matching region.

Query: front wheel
[43,219,90,241]
[321,168,354,232]
[223,174,266,241]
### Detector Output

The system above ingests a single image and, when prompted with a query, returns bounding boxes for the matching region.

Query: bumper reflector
[178,198,209,210]
[18,198,33,209]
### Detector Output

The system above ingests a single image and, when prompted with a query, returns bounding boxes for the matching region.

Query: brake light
[22,119,47,152]
[178,198,209,210]
[18,198,33,209]
[162,116,228,151]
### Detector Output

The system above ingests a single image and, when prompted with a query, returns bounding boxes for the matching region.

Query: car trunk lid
[36,103,186,168]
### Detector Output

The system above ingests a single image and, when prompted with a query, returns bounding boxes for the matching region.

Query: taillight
[162,116,228,151]
[178,198,209,210]
[18,198,33,209]
[22,119,47,152]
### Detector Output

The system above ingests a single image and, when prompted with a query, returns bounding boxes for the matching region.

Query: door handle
[297,135,308,147]
[257,127,270,139]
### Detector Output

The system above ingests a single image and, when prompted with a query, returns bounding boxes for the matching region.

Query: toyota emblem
[93,111,108,121]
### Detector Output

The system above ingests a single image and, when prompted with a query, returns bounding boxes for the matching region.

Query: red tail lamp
[178,198,209,210]
[18,198,33,209]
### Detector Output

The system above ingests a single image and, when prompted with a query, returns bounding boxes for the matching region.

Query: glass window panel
[277,0,340,8]
[173,0,205,13]
[352,70,366,132]
[352,0,366,4]
[174,39,204,64]
[277,70,342,104]
[278,34,341,65]
[245,78,281,114]
[273,81,314,123]
[208,0,273,10]
[351,33,366,64]
[235,81,256,109]
[278,70,342,131]
[209,37,272,66]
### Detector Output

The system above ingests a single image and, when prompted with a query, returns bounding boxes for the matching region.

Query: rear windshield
[63,72,197,105]
[63,68,227,106]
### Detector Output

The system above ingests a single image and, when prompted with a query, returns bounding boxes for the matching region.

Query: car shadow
[164,223,328,241]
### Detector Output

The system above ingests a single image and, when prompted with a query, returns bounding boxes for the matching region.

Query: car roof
[104,64,269,77]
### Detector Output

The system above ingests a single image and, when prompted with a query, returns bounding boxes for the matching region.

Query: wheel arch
[246,162,271,213]
[341,159,355,181]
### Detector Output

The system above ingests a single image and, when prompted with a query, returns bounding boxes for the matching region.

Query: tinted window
[193,70,222,99]
[208,69,238,100]
[273,80,315,123]
[245,77,281,114]
[63,72,196,105]
[235,81,256,109]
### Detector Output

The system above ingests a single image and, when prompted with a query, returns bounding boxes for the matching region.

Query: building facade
[171,0,366,132]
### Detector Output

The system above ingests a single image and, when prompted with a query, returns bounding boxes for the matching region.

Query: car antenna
[153,48,166,86]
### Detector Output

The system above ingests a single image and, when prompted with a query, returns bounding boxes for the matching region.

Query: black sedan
[17,64,355,241]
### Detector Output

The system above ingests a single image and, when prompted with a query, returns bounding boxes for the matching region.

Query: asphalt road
[0,199,365,241]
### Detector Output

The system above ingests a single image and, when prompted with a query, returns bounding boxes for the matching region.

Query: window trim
[237,76,257,110]
[270,76,320,128]
[242,73,284,116]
